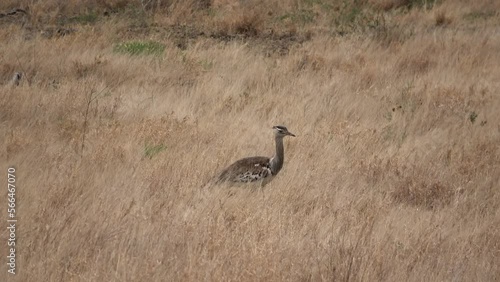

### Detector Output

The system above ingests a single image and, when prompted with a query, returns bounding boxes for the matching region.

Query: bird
[216,125,296,186]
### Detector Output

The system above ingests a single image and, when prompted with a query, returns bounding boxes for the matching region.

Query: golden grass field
[1,0,500,281]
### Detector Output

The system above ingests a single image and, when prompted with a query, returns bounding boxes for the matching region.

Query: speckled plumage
[217,156,272,183]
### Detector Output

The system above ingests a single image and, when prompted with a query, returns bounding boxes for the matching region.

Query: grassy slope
[1,0,500,281]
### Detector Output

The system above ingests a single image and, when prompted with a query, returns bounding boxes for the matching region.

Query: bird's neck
[270,136,284,175]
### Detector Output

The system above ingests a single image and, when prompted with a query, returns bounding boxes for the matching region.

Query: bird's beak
[288,132,296,137]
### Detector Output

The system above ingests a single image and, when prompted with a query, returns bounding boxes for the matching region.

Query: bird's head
[272,125,296,138]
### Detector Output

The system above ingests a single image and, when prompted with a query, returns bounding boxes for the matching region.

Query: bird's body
[217,156,272,183]
[215,125,295,186]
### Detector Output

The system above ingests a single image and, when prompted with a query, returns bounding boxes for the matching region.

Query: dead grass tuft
[434,9,452,26]
[392,179,454,210]
[370,0,410,11]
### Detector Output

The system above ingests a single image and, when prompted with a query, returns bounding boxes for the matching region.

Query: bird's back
[217,156,272,183]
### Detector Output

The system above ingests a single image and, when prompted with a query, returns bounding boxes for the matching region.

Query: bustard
[216,125,296,185]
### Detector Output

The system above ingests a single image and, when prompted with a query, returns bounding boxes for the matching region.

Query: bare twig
[80,87,108,156]
[0,8,27,18]
[15,55,30,86]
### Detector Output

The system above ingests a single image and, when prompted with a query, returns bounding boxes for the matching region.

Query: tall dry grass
[1,0,500,281]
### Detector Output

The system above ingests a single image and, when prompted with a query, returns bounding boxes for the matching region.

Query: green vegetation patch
[464,10,496,21]
[329,1,383,35]
[144,144,167,159]
[469,111,478,123]
[404,0,441,9]
[68,11,99,24]
[279,9,316,25]
[114,41,165,56]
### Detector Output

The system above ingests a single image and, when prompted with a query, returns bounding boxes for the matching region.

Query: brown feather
[217,156,271,183]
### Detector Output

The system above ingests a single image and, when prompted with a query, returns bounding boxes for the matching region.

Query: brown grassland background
[1,0,500,281]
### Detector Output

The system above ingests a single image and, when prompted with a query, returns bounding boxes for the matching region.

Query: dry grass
[1,0,500,281]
